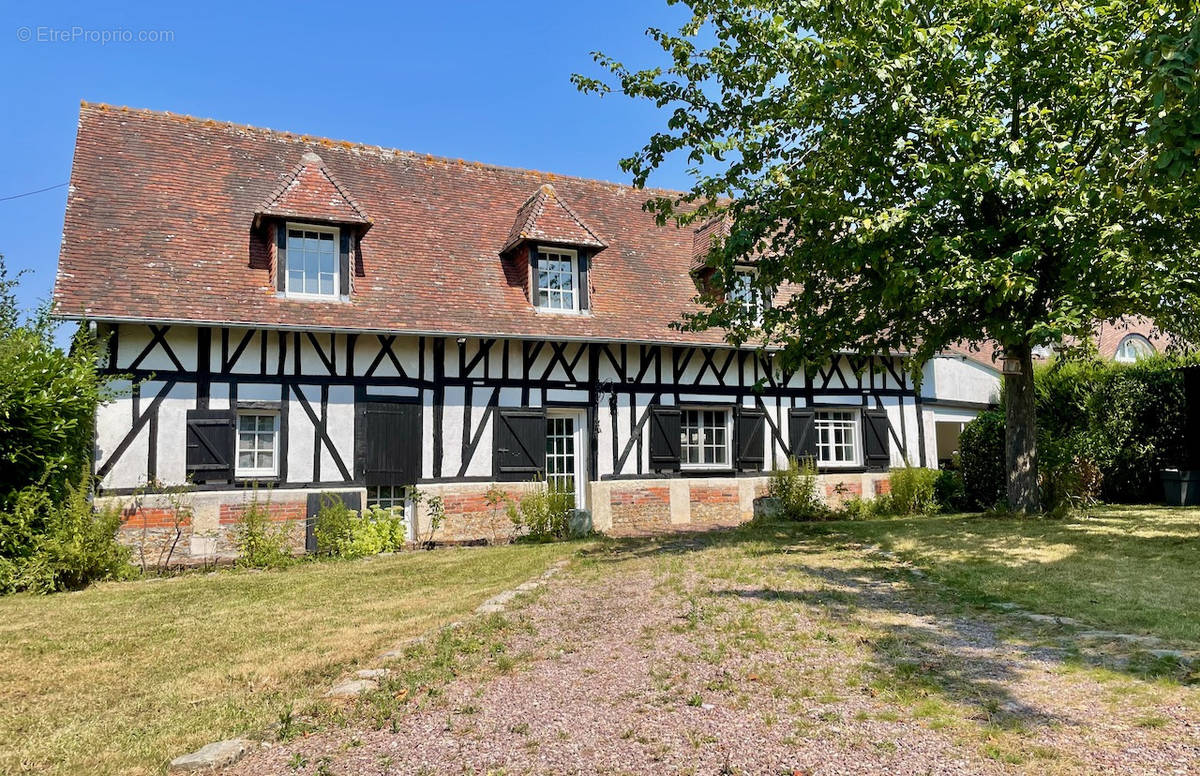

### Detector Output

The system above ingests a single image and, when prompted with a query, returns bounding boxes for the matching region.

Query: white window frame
[533,245,581,313]
[235,411,280,478]
[729,268,765,326]
[679,405,733,470]
[284,222,341,300]
[1114,334,1155,363]
[814,408,862,468]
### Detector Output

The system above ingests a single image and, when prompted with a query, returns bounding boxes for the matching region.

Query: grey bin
[1160,469,1200,507]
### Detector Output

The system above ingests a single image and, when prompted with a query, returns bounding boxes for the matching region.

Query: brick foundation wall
[609,485,672,534]
[688,484,742,526]
[435,487,528,543]
[108,492,313,566]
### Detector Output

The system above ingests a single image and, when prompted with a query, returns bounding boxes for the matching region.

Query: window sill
[533,307,591,317]
[280,292,350,303]
[236,474,281,484]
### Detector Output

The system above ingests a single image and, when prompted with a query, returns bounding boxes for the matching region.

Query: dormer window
[502,184,605,315]
[285,224,340,298]
[730,268,766,326]
[257,151,371,302]
[535,247,581,312]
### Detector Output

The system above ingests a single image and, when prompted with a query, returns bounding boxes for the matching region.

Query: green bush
[885,466,940,515]
[0,258,118,504]
[0,471,130,594]
[933,469,968,512]
[313,496,407,559]
[232,495,294,568]
[959,410,1007,510]
[506,480,574,541]
[767,457,828,520]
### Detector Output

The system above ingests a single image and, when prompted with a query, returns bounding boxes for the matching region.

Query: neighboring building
[55,103,966,559]
[920,318,1169,467]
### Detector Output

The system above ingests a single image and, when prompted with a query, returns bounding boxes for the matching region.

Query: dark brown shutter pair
[788,407,890,471]
[647,405,765,471]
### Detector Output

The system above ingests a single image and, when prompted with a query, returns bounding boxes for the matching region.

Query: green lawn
[797,505,1200,646]
[0,543,575,776]
[2,506,1196,776]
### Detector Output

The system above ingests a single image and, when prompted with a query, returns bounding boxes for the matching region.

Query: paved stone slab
[325,679,378,698]
[169,738,251,772]
[355,668,389,679]
[1019,612,1081,627]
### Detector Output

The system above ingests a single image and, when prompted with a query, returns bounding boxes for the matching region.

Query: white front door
[546,410,587,509]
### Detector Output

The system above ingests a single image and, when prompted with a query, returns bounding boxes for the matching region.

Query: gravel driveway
[225,534,1200,775]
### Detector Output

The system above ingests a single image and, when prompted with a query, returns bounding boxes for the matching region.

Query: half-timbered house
[53,103,961,560]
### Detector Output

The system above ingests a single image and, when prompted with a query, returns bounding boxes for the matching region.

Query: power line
[0,182,68,203]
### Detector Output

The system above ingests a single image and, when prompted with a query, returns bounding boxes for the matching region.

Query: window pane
[238,451,254,468]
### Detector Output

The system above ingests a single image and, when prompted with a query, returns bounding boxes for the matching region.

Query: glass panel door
[546,411,586,508]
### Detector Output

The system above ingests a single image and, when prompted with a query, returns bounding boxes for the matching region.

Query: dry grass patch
[0,542,575,776]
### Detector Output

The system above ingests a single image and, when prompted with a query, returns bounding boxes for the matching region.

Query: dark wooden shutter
[356,401,422,486]
[734,407,766,470]
[648,405,682,471]
[494,408,547,481]
[577,253,589,310]
[339,229,352,296]
[863,408,891,471]
[185,409,236,483]
[305,491,362,554]
[788,408,817,462]
[529,246,540,304]
[275,222,287,292]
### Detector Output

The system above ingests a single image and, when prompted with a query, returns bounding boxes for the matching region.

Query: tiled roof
[502,183,606,253]
[256,151,370,226]
[54,103,732,345]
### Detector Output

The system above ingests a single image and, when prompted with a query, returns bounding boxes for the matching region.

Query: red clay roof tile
[256,151,370,226]
[54,103,730,345]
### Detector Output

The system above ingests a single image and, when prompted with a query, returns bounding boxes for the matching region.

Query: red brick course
[219,501,306,525]
[121,507,192,529]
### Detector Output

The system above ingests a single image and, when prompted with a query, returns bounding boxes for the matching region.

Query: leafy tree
[0,256,115,502]
[575,0,1200,512]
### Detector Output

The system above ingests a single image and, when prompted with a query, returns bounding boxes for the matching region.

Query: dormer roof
[256,151,371,227]
[502,183,606,254]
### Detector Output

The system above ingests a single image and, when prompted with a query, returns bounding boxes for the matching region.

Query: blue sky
[0,0,692,317]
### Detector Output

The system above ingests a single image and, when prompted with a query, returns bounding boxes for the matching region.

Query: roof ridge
[79,100,687,199]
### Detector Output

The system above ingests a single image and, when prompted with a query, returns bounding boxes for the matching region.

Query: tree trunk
[1004,344,1041,513]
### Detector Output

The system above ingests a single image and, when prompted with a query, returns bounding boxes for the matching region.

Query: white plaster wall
[154,381,197,486]
[322,385,355,480]
[96,386,147,490]
[922,356,1000,405]
[463,388,496,477]
[441,386,466,477]
[287,385,318,483]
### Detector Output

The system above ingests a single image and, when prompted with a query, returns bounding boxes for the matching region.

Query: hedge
[958,355,1193,509]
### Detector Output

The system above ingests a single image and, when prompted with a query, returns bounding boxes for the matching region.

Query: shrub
[767,457,828,520]
[232,495,294,568]
[0,257,120,503]
[313,496,407,559]
[933,469,968,512]
[506,480,573,541]
[0,471,130,594]
[959,410,1007,510]
[885,466,940,515]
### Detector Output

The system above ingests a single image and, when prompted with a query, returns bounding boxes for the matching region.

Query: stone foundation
[97,488,351,566]
[97,470,894,564]
[589,471,892,536]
